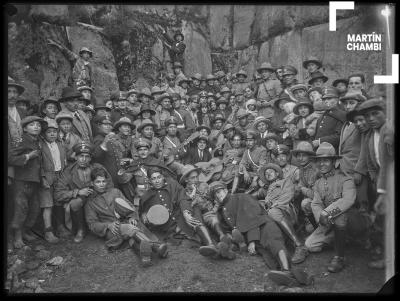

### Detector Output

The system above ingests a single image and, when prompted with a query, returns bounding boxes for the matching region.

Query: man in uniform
[155,93,173,135]
[234,109,251,138]
[204,74,219,94]
[256,62,282,115]
[280,65,299,102]
[312,87,346,151]
[188,73,203,97]
[171,93,196,141]
[305,142,356,273]
[232,70,251,95]
[161,30,186,66]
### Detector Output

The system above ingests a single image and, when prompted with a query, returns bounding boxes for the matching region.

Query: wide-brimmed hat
[222,123,235,134]
[302,56,322,69]
[137,118,157,132]
[236,69,247,78]
[332,78,349,87]
[236,108,249,119]
[134,137,152,150]
[138,88,154,99]
[313,142,342,159]
[253,116,271,129]
[264,133,280,142]
[206,74,216,81]
[139,104,156,116]
[55,112,74,123]
[179,165,202,185]
[191,73,203,81]
[21,116,47,129]
[41,96,61,112]
[288,84,308,94]
[357,98,385,114]
[339,91,367,103]
[308,71,328,85]
[196,125,211,135]
[77,85,94,93]
[282,65,298,76]
[291,141,316,156]
[8,77,25,95]
[293,101,314,115]
[321,86,339,99]
[257,62,275,73]
[209,181,227,198]
[151,86,164,97]
[73,141,94,155]
[59,87,82,102]
[79,47,93,58]
[259,163,283,184]
[174,31,184,41]
[113,117,135,131]
[273,94,293,109]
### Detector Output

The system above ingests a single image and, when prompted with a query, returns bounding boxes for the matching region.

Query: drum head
[147,204,170,225]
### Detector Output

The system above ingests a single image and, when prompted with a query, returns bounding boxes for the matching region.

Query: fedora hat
[332,78,349,87]
[113,117,135,131]
[138,88,154,99]
[308,71,328,85]
[257,62,275,73]
[137,118,157,132]
[236,108,249,119]
[79,47,93,58]
[222,123,235,134]
[259,163,283,184]
[293,101,314,115]
[179,165,201,185]
[253,116,271,129]
[55,111,74,123]
[191,73,203,81]
[291,141,316,156]
[21,116,47,129]
[302,56,322,69]
[59,87,82,102]
[313,142,342,159]
[139,104,156,116]
[196,125,211,135]
[8,77,25,95]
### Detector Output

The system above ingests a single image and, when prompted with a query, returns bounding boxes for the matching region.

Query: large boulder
[233,5,255,49]
[67,24,119,105]
[234,45,258,78]
[208,5,232,51]
[257,41,270,67]
[301,15,385,89]
[182,21,212,76]
[29,5,72,25]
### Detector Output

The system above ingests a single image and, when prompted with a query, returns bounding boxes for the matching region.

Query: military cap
[179,165,202,185]
[257,62,275,73]
[177,76,191,86]
[357,98,385,113]
[220,86,231,94]
[59,87,82,102]
[127,88,138,96]
[134,138,152,150]
[321,86,339,99]
[213,114,226,123]
[207,92,217,99]
[307,86,323,96]
[214,70,226,79]
[236,108,249,119]
[291,141,316,156]
[293,101,314,115]
[8,77,25,95]
[259,163,283,183]
[151,86,164,96]
[235,90,244,97]
[79,47,93,58]
[114,117,135,130]
[198,90,208,98]
[77,85,94,93]
[253,116,271,129]
[209,181,227,196]
[332,78,349,87]
[217,97,229,105]
[73,141,94,155]
[206,74,216,81]
[302,56,322,69]
[139,104,156,116]
[236,69,247,78]
[308,71,328,85]
[289,83,308,94]
[137,118,157,132]
[21,116,47,129]
[158,93,173,103]
[94,105,112,112]
[245,129,258,139]
[339,91,367,103]
[264,133,280,142]
[174,31,184,41]
[93,115,113,125]
[195,135,209,144]
[196,125,211,135]
[55,111,74,123]
[222,123,235,134]
[275,144,290,155]
[83,105,95,114]
[313,142,342,159]
[191,73,203,81]
[138,88,154,99]
[282,65,298,76]
[165,116,179,127]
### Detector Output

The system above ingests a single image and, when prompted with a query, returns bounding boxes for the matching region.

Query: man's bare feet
[45,232,60,244]
[22,229,39,242]
[13,229,26,249]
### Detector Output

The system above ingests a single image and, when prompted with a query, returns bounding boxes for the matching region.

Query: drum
[114,197,136,218]
[146,204,170,226]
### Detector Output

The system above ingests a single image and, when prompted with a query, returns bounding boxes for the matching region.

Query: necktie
[199,150,203,160]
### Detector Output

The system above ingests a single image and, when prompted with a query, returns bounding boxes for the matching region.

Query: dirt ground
[6,231,385,294]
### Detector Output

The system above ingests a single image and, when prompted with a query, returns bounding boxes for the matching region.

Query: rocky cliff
[7,4,386,105]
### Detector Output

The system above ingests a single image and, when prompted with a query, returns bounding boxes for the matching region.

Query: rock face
[8,4,386,102]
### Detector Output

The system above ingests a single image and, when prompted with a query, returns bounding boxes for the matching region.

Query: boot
[151,242,168,259]
[231,228,247,253]
[139,240,153,267]
[278,219,308,264]
[213,222,230,242]
[196,226,219,257]
[54,206,71,238]
[130,231,158,265]
[328,227,346,273]
[71,209,85,243]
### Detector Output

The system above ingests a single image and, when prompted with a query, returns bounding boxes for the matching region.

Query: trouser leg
[196,225,219,257]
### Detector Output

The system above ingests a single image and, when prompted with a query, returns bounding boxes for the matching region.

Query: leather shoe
[268,270,299,287]
[140,240,153,267]
[291,246,308,264]
[327,256,345,273]
[73,230,85,243]
[199,245,219,257]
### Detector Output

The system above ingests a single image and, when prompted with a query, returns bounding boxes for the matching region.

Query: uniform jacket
[297,162,319,199]
[54,162,112,205]
[240,145,267,173]
[257,79,282,103]
[337,121,362,174]
[132,136,163,159]
[8,133,42,183]
[40,139,67,186]
[162,135,184,161]
[264,178,295,212]
[85,188,137,237]
[163,33,186,65]
[311,169,356,222]
[314,107,346,151]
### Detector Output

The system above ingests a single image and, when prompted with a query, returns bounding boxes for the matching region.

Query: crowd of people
[7,44,393,287]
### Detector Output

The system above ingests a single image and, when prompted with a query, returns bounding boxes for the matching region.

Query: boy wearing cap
[302,56,323,80]
[54,142,112,243]
[305,142,356,272]
[110,93,135,124]
[332,79,348,98]
[161,29,186,66]
[39,119,67,243]
[134,119,163,159]
[8,116,47,248]
[56,112,82,162]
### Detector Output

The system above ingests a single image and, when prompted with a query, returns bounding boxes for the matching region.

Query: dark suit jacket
[40,139,67,185]
[377,123,394,191]
[337,121,362,174]
[314,107,346,151]
[182,145,212,165]
[60,109,93,142]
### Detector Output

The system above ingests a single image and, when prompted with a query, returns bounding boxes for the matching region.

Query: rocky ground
[5,232,385,294]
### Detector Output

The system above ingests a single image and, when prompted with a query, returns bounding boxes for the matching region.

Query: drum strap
[165,136,177,148]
